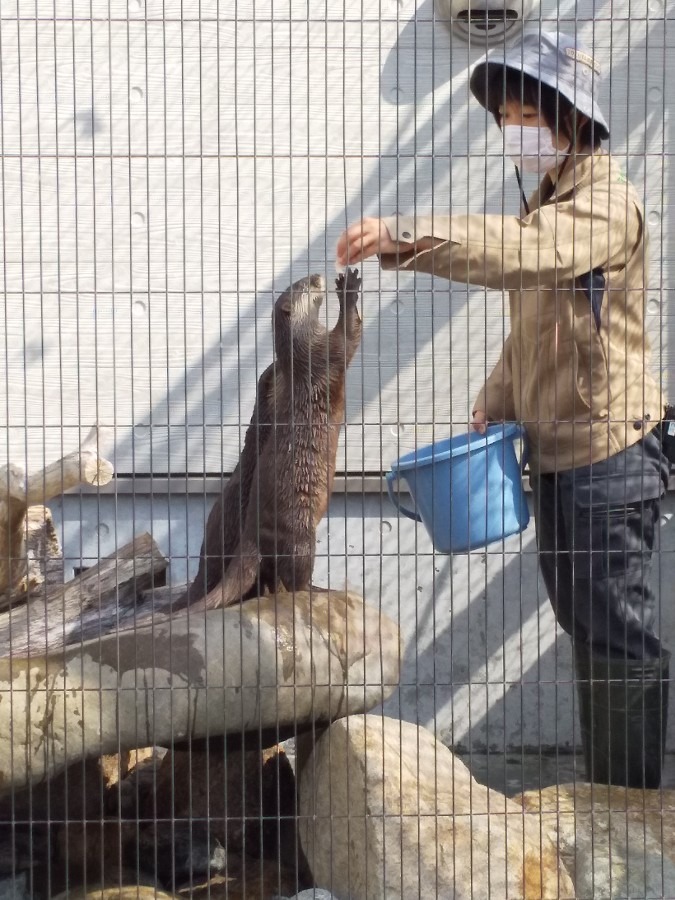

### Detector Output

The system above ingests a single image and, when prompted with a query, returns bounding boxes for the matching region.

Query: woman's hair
[485,68,603,151]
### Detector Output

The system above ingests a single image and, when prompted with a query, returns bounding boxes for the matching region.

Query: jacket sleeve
[474,335,517,423]
[379,187,642,289]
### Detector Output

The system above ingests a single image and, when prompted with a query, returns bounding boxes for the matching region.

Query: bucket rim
[390,422,524,473]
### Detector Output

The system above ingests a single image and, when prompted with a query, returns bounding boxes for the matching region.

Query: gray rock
[0,872,28,900]
[515,782,675,899]
[298,715,575,899]
[277,891,341,900]
[138,820,227,890]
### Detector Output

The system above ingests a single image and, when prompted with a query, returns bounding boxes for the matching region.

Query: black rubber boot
[574,644,670,789]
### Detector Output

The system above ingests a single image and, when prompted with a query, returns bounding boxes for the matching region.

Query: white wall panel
[1,0,673,474]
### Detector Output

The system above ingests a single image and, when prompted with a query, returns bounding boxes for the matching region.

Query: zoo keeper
[336,31,671,789]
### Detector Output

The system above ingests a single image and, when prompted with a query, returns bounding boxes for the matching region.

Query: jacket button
[633,420,643,430]
[401,231,412,240]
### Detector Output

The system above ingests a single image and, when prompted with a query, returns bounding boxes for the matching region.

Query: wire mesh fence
[0,0,673,897]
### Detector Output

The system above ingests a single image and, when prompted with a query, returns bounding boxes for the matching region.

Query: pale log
[0,424,114,599]
[0,531,168,658]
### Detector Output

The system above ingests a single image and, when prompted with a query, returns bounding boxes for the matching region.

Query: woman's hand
[336,218,403,267]
[471,410,489,435]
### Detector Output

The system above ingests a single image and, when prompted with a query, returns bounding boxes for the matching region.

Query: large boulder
[513,782,675,898]
[0,590,401,794]
[297,715,575,899]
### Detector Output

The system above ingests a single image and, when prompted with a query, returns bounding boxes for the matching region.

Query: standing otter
[187,361,277,604]
[188,268,362,612]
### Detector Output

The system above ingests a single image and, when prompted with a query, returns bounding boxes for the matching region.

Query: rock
[297,715,575,899]
[177,857,310,899]
[54,820,143,885]
[127,746,163,773]
[0,757,107,823]
[136,820,227,890]
[144,739,314,893]
[513,782,675,898]
[0,757,109,885]
[99,752,130,788]
[51,887,177,900]
[99,747,159,789]
[153,741,299,861]
[0,872,29,900]
[0,826,38,875]
[276,892,338,899]
[0,590,401,794]
[105,747,167,818]
[55,817,226,892]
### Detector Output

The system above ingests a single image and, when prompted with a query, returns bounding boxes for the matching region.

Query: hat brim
[469,59,610,141]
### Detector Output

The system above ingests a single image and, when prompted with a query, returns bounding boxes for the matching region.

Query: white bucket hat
[469,30,610,140]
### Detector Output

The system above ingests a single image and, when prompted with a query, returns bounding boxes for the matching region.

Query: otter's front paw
[335,267,361,304]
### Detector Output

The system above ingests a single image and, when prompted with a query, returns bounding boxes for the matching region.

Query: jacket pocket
[573,320,611,419]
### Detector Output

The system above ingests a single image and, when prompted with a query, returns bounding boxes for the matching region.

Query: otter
[187,361,277,604]
[187,268,362,612]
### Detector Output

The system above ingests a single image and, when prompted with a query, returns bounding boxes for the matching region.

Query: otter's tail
[197,541,261,610]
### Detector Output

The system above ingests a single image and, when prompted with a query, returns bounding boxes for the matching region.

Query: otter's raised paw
[335,267,361,301]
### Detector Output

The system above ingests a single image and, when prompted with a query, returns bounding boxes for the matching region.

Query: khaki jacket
[380,152,662,474]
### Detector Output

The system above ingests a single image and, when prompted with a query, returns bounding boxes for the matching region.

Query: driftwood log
[0,532,169,658]
[0,589,402,794]
[0,425,113,603]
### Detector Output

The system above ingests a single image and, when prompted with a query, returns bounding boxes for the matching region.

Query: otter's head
[272,274,326,355]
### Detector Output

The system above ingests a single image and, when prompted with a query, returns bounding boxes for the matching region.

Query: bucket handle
[385,470,422,522]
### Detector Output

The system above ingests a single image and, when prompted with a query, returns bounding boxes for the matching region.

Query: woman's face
[498,98,570,150]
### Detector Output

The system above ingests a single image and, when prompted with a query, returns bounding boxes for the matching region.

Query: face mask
[502,124,570,174]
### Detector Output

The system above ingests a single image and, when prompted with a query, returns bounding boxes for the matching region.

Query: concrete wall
[1,0,673,476]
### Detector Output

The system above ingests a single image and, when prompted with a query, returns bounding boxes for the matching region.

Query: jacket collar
[525,150,612,212]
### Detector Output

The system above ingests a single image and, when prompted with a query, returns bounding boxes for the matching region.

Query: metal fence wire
[0,0,673,897]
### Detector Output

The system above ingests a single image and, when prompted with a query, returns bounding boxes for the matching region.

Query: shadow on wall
[377,493,675,757]
[107,0,515,475]
[106,0,669,480]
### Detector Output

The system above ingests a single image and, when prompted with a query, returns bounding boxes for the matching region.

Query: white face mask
[503,124,570,174]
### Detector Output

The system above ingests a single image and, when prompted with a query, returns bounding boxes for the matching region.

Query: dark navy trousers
[531,428,669,660]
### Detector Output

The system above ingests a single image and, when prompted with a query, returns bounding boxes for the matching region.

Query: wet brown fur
[189,268,362,611]
[186,361,277,604]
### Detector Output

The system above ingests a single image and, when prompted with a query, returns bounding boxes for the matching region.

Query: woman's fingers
[336,220,379,265]
[471,410,488,435]
[336,218,398,266]
[341,233,379,265]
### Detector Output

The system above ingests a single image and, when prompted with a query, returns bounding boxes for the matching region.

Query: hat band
[564,47,602,76]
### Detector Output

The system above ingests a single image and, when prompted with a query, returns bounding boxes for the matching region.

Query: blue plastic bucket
[385,423,530,553]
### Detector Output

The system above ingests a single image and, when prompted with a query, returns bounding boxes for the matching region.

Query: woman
[336,31,670,788]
